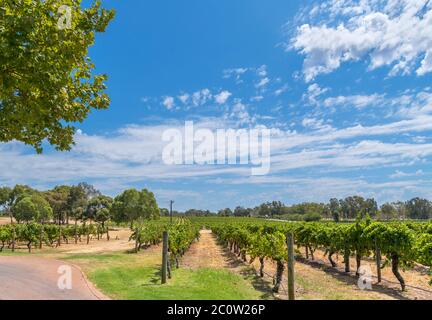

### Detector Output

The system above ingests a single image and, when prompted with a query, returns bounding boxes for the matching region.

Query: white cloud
[324,94,385,109]
[274,85,289,96]
[162,96,175,109]
[301,118,331,130]
[178,94,190,104]
[251,95,264,102]
[3,93,432,202]
[390,169,424,178]
[255,77,270,88]
[228,100,253,125]
[223,68,248,83]
[303,83,329,105]
[214,90,232,104]
[257,65,268,77]
[192,89,212,107]
[290,0,432,81]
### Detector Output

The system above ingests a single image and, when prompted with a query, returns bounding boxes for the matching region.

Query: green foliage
[0,186,12,211]
[217,208,232,217]
[413,233,432,284]
[303,212,322,222]
[111,188,160,224]
[168,219,200,261]
[44,185,71,223]
[85,195,113,224]
[130,220,164,250]
[0,221,107,250]
[405,198,432,219]
[202,217,432,288]
[0,0,115,151]
[11,193,52,223]
[130,218,199,262]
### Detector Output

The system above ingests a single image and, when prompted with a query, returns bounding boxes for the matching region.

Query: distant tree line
[0,184,160,225]
[212,196,432,221]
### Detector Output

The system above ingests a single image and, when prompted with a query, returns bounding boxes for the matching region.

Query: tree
[284,202,327,218]
[393,201,407,220]
[184,209,213,216]
[30,195,53,223]
[380,203,398,220]
[255,201,286,217]
[340,196,377,219]
[233,206,252,217]
[218,208,232,217]
[2,185,36,222]
[85,195,112,227]
[111,188,160,225]
[44,185,71,224]
[67,184,88,223]
[363,198,378,217]
[78,182,101,200]
[329,198,341,222]
[405,198,432,219]
[0,187,12,217]
[138,189,160,220]
[0,0,115,152]
[11,194,52,223]
[11,197,34,223]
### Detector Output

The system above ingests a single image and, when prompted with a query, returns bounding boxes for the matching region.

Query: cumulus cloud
[290,0,432,81]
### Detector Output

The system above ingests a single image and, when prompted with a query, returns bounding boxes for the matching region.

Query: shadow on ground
[219,242,279,300]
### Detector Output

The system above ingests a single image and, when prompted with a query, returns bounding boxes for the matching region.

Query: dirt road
[181,229,233,269]
[0,256,107,300]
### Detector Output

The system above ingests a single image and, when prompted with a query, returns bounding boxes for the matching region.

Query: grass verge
[64,249,265,300]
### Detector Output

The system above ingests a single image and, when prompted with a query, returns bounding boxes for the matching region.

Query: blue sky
[2,0,432,211]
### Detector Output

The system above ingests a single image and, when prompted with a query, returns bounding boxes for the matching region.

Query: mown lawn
[64,250,265,300]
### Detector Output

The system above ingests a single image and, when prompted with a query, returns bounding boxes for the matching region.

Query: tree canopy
[0,0,115,151]
[12,193,53,223]
[111,188,160,224]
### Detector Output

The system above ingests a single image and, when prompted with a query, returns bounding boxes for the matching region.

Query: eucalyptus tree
[380,203,398,221]
[405,198,432,220]
[11,194,52,223]
[85,195,113,227]
[111,188,160,226]
[0,187,12,220]
[44,185,71,224]
[0,185,35,222]
[329,198,341,222]
[217,208,233,217]
[67,184,88,224]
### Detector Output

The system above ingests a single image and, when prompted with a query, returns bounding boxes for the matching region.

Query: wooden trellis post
[162,231,169,284]
[287,233,295,300]
[375,240,382,283]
